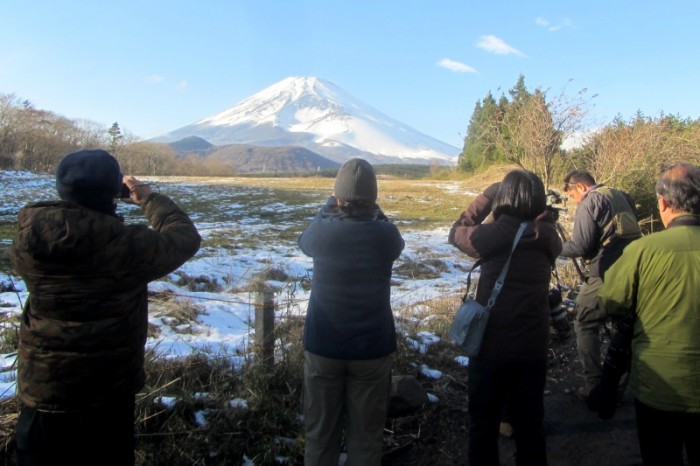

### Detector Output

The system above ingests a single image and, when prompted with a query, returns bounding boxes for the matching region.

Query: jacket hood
[13,201,124,262]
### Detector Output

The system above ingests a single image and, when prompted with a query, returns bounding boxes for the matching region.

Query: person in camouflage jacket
[10,149,201,466]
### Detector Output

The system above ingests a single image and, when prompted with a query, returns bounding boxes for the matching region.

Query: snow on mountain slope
[157,77,460,165]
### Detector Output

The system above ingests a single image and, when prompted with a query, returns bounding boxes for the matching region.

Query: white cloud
[476,35,525,57]
[175,80,189,91]
[437,58,477,74]
[535,17,574,32]
[147,74,165,83]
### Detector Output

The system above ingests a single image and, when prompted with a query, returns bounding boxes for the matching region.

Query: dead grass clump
[395,296,461,341]
[135,352,244,465]
[149,295,203,335]
[555,259,585,288]
[0,312,19,354]
[385,301,471,464]
[0,397,20,459]
[137,282,308,463]
[391,296,464,388]
[174,273,223,293]
[394,258,449,280]
[241,267,293,294]
[133,315,307,465]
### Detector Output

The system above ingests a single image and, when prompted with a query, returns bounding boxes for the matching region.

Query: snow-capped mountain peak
[157,76,459,165]
[199,77,351,129]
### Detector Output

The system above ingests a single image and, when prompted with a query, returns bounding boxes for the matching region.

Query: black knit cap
[333,158,377,202]
[55,149,122,207]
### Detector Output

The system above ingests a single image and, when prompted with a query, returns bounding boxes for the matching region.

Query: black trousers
[15,396,136,466]
[635,399,700,466]
[467,357,548,466]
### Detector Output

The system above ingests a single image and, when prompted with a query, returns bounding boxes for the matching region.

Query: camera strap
[552,259,562,290]
[462,222,528,309]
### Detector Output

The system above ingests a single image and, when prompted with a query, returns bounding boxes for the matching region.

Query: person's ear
[657,195,669,212]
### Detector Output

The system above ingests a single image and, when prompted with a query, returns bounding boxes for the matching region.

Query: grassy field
[135,165,510,225]
[1,164,513,254]
[1,164,541,465]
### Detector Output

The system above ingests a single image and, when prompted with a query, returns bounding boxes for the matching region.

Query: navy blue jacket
[299,197,404,360]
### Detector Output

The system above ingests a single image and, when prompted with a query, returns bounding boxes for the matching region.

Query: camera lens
[550,304,567,322]
[548,289,563,307]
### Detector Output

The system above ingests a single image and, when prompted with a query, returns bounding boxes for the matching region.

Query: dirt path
[383,333,648,466]
[385,382,642,466]
[522,381,641,466]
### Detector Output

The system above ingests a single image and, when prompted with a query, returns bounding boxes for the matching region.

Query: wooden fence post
[254,287,275,367]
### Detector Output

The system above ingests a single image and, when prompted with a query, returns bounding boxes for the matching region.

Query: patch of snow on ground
[0,172,479,399]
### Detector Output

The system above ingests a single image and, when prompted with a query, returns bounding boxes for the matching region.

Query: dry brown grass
[0,286,476,466]
[136,164,521,228]
[0,266,581,466]
[1,164,580,465]
[133,341,306,465]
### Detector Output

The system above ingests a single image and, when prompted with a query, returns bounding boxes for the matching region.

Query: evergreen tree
[458,92,504,171]
[108,122,123,155]
[459,75,591,189]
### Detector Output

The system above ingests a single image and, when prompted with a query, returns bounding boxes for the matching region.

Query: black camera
[546,189,563,206]
[548,287,570,334]
[119,183,131,199]
[545,189,563,222]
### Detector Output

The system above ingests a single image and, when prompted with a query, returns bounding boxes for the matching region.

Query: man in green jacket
[11,149,201,466]
[598,162,700,465]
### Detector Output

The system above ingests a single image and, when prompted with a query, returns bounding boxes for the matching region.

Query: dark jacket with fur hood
[448,189,562,361]
[11,193,201,411]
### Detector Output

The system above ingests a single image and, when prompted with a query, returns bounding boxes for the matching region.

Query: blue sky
[2,1,699,149]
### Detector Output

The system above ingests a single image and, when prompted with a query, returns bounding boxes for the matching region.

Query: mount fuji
[154,77,460,165]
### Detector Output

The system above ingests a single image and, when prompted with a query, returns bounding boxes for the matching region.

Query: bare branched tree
[580,114,700,220]
[481,78,595,189]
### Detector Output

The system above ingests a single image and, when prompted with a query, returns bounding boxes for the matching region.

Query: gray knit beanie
[334,158,377,202]
[56,149,122,205]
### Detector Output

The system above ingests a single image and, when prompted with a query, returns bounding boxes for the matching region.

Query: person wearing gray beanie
[333,158,378,202]
[299,157,404,466]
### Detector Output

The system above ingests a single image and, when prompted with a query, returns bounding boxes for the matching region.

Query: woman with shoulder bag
[448,170,562,466]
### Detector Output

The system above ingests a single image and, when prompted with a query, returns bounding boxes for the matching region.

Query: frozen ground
[0,171,473,399]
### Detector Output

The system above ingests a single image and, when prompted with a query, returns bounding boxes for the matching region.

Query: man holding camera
[559,170,641,401]
[11,149,201,465]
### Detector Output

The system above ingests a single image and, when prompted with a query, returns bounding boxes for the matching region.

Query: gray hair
[656,163,700,214]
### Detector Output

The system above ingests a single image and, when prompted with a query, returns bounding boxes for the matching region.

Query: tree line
[0,93,235,177]
[459,75,700,221]
[3,79,700,221]
[0,93,437,180]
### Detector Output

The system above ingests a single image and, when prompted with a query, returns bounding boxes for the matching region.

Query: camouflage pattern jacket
[11,193,201,411]
[560,184,641,278]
